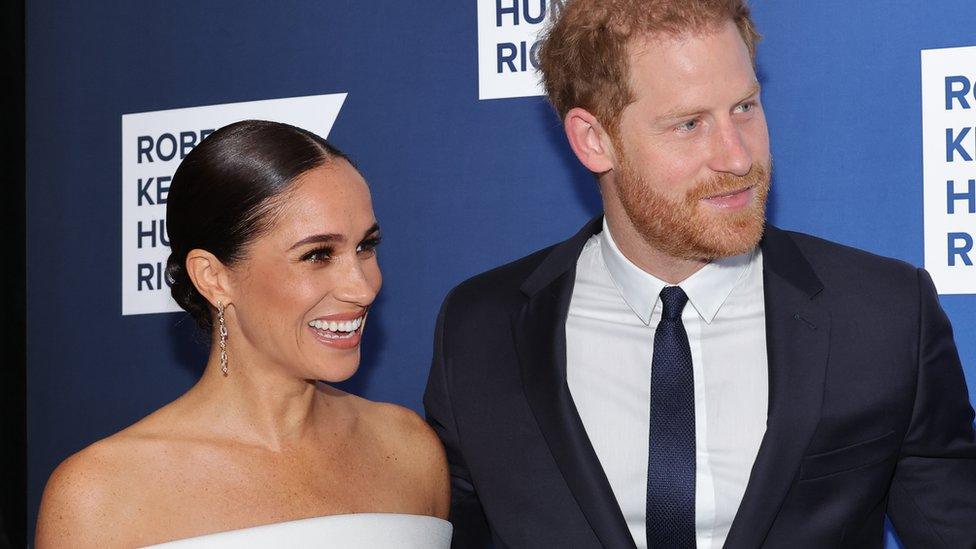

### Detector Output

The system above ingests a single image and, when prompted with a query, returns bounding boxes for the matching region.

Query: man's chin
[667,216,767,262]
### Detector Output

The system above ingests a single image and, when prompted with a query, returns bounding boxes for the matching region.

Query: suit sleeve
[423,291,493,548]
[887,268,976,547]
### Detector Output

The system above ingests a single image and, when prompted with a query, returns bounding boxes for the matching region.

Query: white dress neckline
[141,512,453,548]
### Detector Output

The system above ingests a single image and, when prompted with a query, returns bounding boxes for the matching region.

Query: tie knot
[659,286,688,320]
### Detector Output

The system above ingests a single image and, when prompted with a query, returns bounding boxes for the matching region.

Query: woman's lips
[307,312,367,350]
[701,185,754,210]
[315,310,367,321]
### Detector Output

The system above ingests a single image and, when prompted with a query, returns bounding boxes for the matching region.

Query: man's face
[608,20,771,261]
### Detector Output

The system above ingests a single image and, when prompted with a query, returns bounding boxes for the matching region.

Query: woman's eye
[302,247,334,262]
[356,237,382,257]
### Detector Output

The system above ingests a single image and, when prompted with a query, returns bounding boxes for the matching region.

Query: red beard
[615,158,772,261]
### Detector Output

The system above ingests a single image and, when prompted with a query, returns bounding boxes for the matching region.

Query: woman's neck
[182,348,327,452]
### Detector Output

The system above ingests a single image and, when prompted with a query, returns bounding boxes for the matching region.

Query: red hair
[538,0,760,133]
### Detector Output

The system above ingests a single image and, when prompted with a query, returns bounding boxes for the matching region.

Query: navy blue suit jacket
[424,218,976,548]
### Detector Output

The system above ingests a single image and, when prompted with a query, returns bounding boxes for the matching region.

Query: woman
[35,121,451,548]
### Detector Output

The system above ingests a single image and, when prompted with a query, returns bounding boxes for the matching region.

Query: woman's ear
[564,107,618,174]
[185,249,234,308]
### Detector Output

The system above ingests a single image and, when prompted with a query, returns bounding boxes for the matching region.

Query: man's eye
[735,101,755,113]
[677,119,699,132]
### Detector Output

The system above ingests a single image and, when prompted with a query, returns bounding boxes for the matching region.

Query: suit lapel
[510,221,828,548]
[513,217,638,549]
[725,226,831,548]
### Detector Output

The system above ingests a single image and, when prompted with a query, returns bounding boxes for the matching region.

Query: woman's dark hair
[165,119,352,331]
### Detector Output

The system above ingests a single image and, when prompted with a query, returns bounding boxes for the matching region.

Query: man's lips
[701,185,754,209]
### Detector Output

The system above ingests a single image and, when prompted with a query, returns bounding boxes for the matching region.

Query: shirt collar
[599,218,757,325]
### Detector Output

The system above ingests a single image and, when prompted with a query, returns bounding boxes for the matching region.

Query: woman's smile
[307,312,367,350]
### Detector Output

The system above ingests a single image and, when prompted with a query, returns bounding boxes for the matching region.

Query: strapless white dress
[142,513,452,548]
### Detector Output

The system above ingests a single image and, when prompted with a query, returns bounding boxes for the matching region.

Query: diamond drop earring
[217,300,229,376]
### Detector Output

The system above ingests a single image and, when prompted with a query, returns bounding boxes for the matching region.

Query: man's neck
[603,210,709,285]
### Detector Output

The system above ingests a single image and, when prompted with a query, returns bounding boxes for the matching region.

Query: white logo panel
[121,93,347,315]
[477,0,565,100]
[922,45,976,294]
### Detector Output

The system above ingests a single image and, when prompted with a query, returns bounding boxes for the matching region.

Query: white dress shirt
[566,220,769,549]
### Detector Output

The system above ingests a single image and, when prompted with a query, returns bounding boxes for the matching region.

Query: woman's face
[226,160,382,382]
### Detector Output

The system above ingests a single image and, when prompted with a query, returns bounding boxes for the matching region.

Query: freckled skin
[35,162,450,548]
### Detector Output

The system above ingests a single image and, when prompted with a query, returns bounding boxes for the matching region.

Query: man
[424,1,976,547]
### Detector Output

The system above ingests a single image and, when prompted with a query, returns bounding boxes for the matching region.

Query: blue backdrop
[26,1,976,545]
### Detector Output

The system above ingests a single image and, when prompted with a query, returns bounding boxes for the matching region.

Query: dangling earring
[217,300,229,376]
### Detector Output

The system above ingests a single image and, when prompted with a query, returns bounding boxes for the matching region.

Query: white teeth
[308,316,364,334]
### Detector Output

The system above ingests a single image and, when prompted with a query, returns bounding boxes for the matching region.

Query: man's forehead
[625,22,755,87]
[627,19,741,59]
[620,23,760,119]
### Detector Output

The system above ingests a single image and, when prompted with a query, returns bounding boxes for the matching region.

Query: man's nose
[708,120,752,176]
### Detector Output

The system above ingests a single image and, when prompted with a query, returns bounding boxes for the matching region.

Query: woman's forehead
[263,164,375,244]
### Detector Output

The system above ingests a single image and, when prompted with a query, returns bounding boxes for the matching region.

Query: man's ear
[185,249,234,308]
[564,107,617,174]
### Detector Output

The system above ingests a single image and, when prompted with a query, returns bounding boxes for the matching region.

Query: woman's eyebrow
[289,233,345,250]
[289,223,380,250]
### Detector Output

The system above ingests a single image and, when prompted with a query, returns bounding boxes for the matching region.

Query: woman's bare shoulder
[371,401,442,451]
[35,406,197,548]
[328,387,441,455]
[35,429,161,547]
[346,394,450,518]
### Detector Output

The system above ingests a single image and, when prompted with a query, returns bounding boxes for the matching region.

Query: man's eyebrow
[655,81,762,123]
[288,223,380,250]
[736,81,762,105]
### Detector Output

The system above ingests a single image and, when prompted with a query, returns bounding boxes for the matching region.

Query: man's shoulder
[772,227,920,289]
[445,243,558,311]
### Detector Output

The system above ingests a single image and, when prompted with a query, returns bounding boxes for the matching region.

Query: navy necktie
[647,286,696,549]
